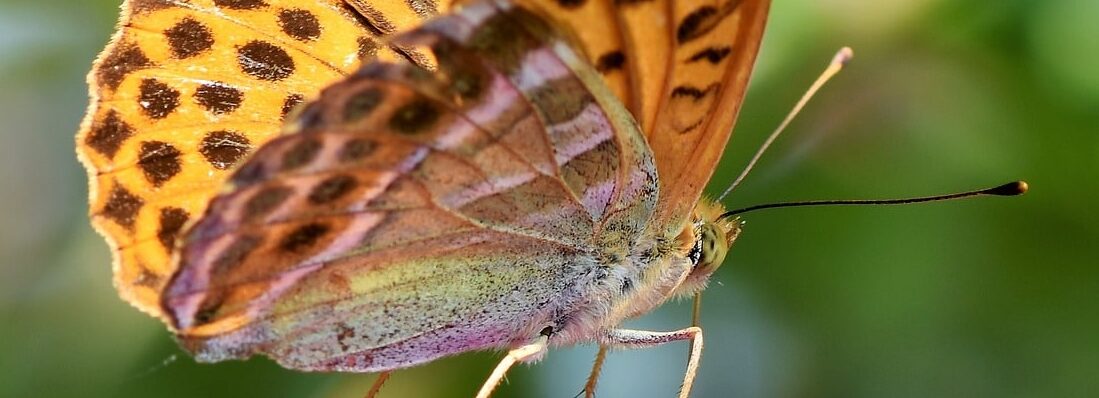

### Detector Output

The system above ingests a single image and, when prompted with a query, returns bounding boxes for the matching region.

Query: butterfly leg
[475,334,550,398]
[582,345,609,397]
[364,371,391,398]
[599,327,703,398]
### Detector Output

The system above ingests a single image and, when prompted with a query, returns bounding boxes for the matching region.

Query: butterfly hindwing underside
[164,0,657,370]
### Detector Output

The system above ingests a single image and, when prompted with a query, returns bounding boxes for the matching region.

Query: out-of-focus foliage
[0,0,1094,397]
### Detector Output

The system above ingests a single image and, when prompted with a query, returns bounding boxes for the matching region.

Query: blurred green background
[1,0,1095,397]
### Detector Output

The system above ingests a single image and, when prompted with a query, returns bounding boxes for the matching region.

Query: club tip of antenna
[833,47,854,66]
[986,180,1029,196]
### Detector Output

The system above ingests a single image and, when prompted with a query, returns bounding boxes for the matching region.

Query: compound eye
[688,233,703,267]
[696,223,724,271]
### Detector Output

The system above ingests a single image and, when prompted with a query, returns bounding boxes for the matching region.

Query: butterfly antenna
[717,47,855,202]
[719,181,1028,220]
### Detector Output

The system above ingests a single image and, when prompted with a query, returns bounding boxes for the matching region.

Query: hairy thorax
[544,199,739,348]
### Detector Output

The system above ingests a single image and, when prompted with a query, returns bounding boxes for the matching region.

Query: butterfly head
[674,199,742,297]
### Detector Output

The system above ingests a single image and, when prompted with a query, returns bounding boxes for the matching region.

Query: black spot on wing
[687,47,733,64]
[357,36,380,60]
[677,118,706,135]
[244,186,293,221]
[86,111,133,158]
[596,51,626,73]
[555,0,586,8]
[278,8,322,41]
[137,141,182,186]
[138,78,180,119]
[343,87,384,122]
[279,223,330,253]
[308,174,357,204]
[97,43,152,90]
[214,0,267,9]
[677,1,741,43]
[200,131,252,170]
[405,0,439,18]
[164,18,214,59]
[237,41,295,81]
[157,207,189,251]
[102,184,144,229]
[281,138,322,171]
[670,83,720,101]
[281,93,305,119]
[388,99,440,134]
[339,138,377,162]
[194,83,243,115]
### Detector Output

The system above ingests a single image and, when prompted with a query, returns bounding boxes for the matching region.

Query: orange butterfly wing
[512,0,771,229]
[162,1,658,370]
[645,0,770,228]
[76,0,456,320]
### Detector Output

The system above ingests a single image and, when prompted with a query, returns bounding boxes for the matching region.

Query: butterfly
[76,0,769,396]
